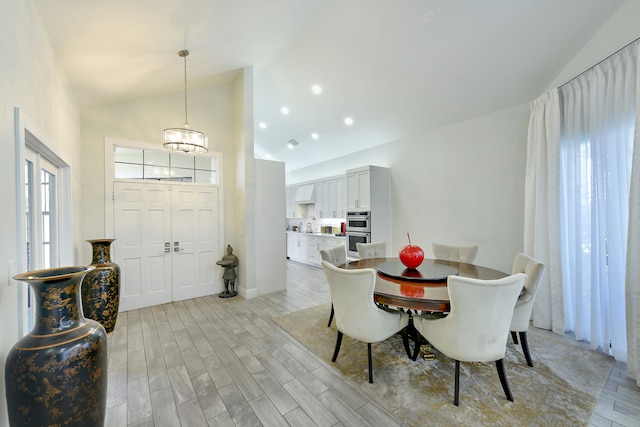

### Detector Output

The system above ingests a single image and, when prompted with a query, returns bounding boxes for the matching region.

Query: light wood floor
[105,260,640,427]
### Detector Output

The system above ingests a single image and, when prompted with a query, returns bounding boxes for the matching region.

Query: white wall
[287,104,529,272]
[0,1,83,424]
[550,1,640,89]
[255,159,286,295]
[80,77,237,264]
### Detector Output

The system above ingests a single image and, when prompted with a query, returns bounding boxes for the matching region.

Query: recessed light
[259,122,267,129]
[344,117,354,126]
[281,107,290,115]
[311,132,319,140]
[287,139,298,149]
[311,84,322,95]
[423,10,435,23]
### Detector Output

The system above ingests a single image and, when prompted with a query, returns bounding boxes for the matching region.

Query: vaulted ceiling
[34,0,624,171]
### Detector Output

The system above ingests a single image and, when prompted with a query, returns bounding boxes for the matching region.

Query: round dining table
[339,258,508,313]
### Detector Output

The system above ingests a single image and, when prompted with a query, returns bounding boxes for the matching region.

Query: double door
[113,181,221,311]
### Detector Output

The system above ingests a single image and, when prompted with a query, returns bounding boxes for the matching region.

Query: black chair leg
[327,304,334,327]
[454,360,460,406]
[412,331,423,361]
[519,331,533,367]
[401,327,412,359]
[495,359,514,402]
[367,343,373,383]
[332,331,343,362]
[511,331,518,344]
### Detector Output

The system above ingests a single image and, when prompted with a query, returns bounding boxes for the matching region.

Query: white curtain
[626,43,640,385]
[525,89,565,333]
[559,42,638,362]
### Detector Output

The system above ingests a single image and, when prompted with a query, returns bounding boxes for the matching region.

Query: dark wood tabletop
[339,257,508,312]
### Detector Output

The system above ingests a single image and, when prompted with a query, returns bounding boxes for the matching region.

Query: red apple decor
[399,233,424,269]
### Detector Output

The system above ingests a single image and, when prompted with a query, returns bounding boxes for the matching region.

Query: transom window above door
[114,146,217,184]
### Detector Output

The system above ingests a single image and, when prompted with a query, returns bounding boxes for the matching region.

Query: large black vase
[6,266,107,427]
[82,239,120,333]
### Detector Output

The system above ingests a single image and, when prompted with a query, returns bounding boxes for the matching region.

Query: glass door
[22,148,60,334]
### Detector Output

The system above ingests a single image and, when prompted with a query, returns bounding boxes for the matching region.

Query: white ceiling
[33,0,624,171]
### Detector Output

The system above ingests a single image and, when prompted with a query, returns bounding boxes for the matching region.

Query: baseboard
[240,287,258,300]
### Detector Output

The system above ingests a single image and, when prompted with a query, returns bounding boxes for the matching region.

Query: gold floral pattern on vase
[6,266,108,427]
[82,239,120,333]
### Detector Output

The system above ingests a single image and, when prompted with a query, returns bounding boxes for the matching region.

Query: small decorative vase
[82,238,120,333]
[6,266,107,427]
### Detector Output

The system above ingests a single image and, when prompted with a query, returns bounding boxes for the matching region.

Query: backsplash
[286,217,344,234]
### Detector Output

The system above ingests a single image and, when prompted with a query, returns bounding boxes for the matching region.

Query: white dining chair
[413,273,526,406]
[356,241,386,259]
[320,245,347,327]
[432,242,478,264]
[509,253,546,367]
[322,260,411,383]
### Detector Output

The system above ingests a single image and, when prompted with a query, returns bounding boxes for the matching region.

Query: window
[559,43,636,361]
[23,147,62,333]
[114,146,218,184]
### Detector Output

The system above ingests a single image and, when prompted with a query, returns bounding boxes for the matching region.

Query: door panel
[171,186,221,301]
[114,182,172,311]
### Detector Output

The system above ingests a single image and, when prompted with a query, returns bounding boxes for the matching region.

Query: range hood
[294,184,315,204]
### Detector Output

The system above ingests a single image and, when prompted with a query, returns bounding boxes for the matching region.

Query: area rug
[273,304,614,427]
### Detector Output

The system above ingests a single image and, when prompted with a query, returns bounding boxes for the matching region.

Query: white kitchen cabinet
[289,233,308,262]
[315,177,347,218]
[307,236,319,264]
[314,181,328,218]
[335,177,346,218]
[285,185,298,218]
[329,177,347,218]
[286,233,295,258]
[287,232,345,266]
[346,168,371,210]
[315,236,346,266]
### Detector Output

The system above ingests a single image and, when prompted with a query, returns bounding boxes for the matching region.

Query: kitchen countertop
[286,231,345,238]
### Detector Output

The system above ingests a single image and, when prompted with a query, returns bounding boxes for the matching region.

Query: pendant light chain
[181,49,189,128]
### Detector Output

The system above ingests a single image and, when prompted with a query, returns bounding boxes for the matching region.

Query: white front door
[113,182,221,311]
[114,182,173,311]
[171,186,220,301]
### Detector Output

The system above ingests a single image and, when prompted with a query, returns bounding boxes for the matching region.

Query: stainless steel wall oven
[346,211,371,257]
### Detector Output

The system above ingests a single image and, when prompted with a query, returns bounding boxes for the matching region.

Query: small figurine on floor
[217,245,238,298]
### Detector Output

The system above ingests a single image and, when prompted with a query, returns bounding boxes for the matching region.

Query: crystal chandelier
[163,50,208,153]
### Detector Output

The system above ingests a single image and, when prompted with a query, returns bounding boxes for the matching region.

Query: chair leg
[327,304,334,327]
[412,331,423,361]
[401,327,412,359]
[519,331,533,367]
[332,331,343,362]
[495,359,514,402]
[511,331,518,344]
[367,343,374,383]
[454,360,460,406]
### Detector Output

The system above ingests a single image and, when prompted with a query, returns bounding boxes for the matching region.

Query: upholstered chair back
[432,242,478,263]
[415,273,526,362]
[356,241,386,259]
[510,253,545,332]
[321,261,408,343]
[320,245,346,267]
